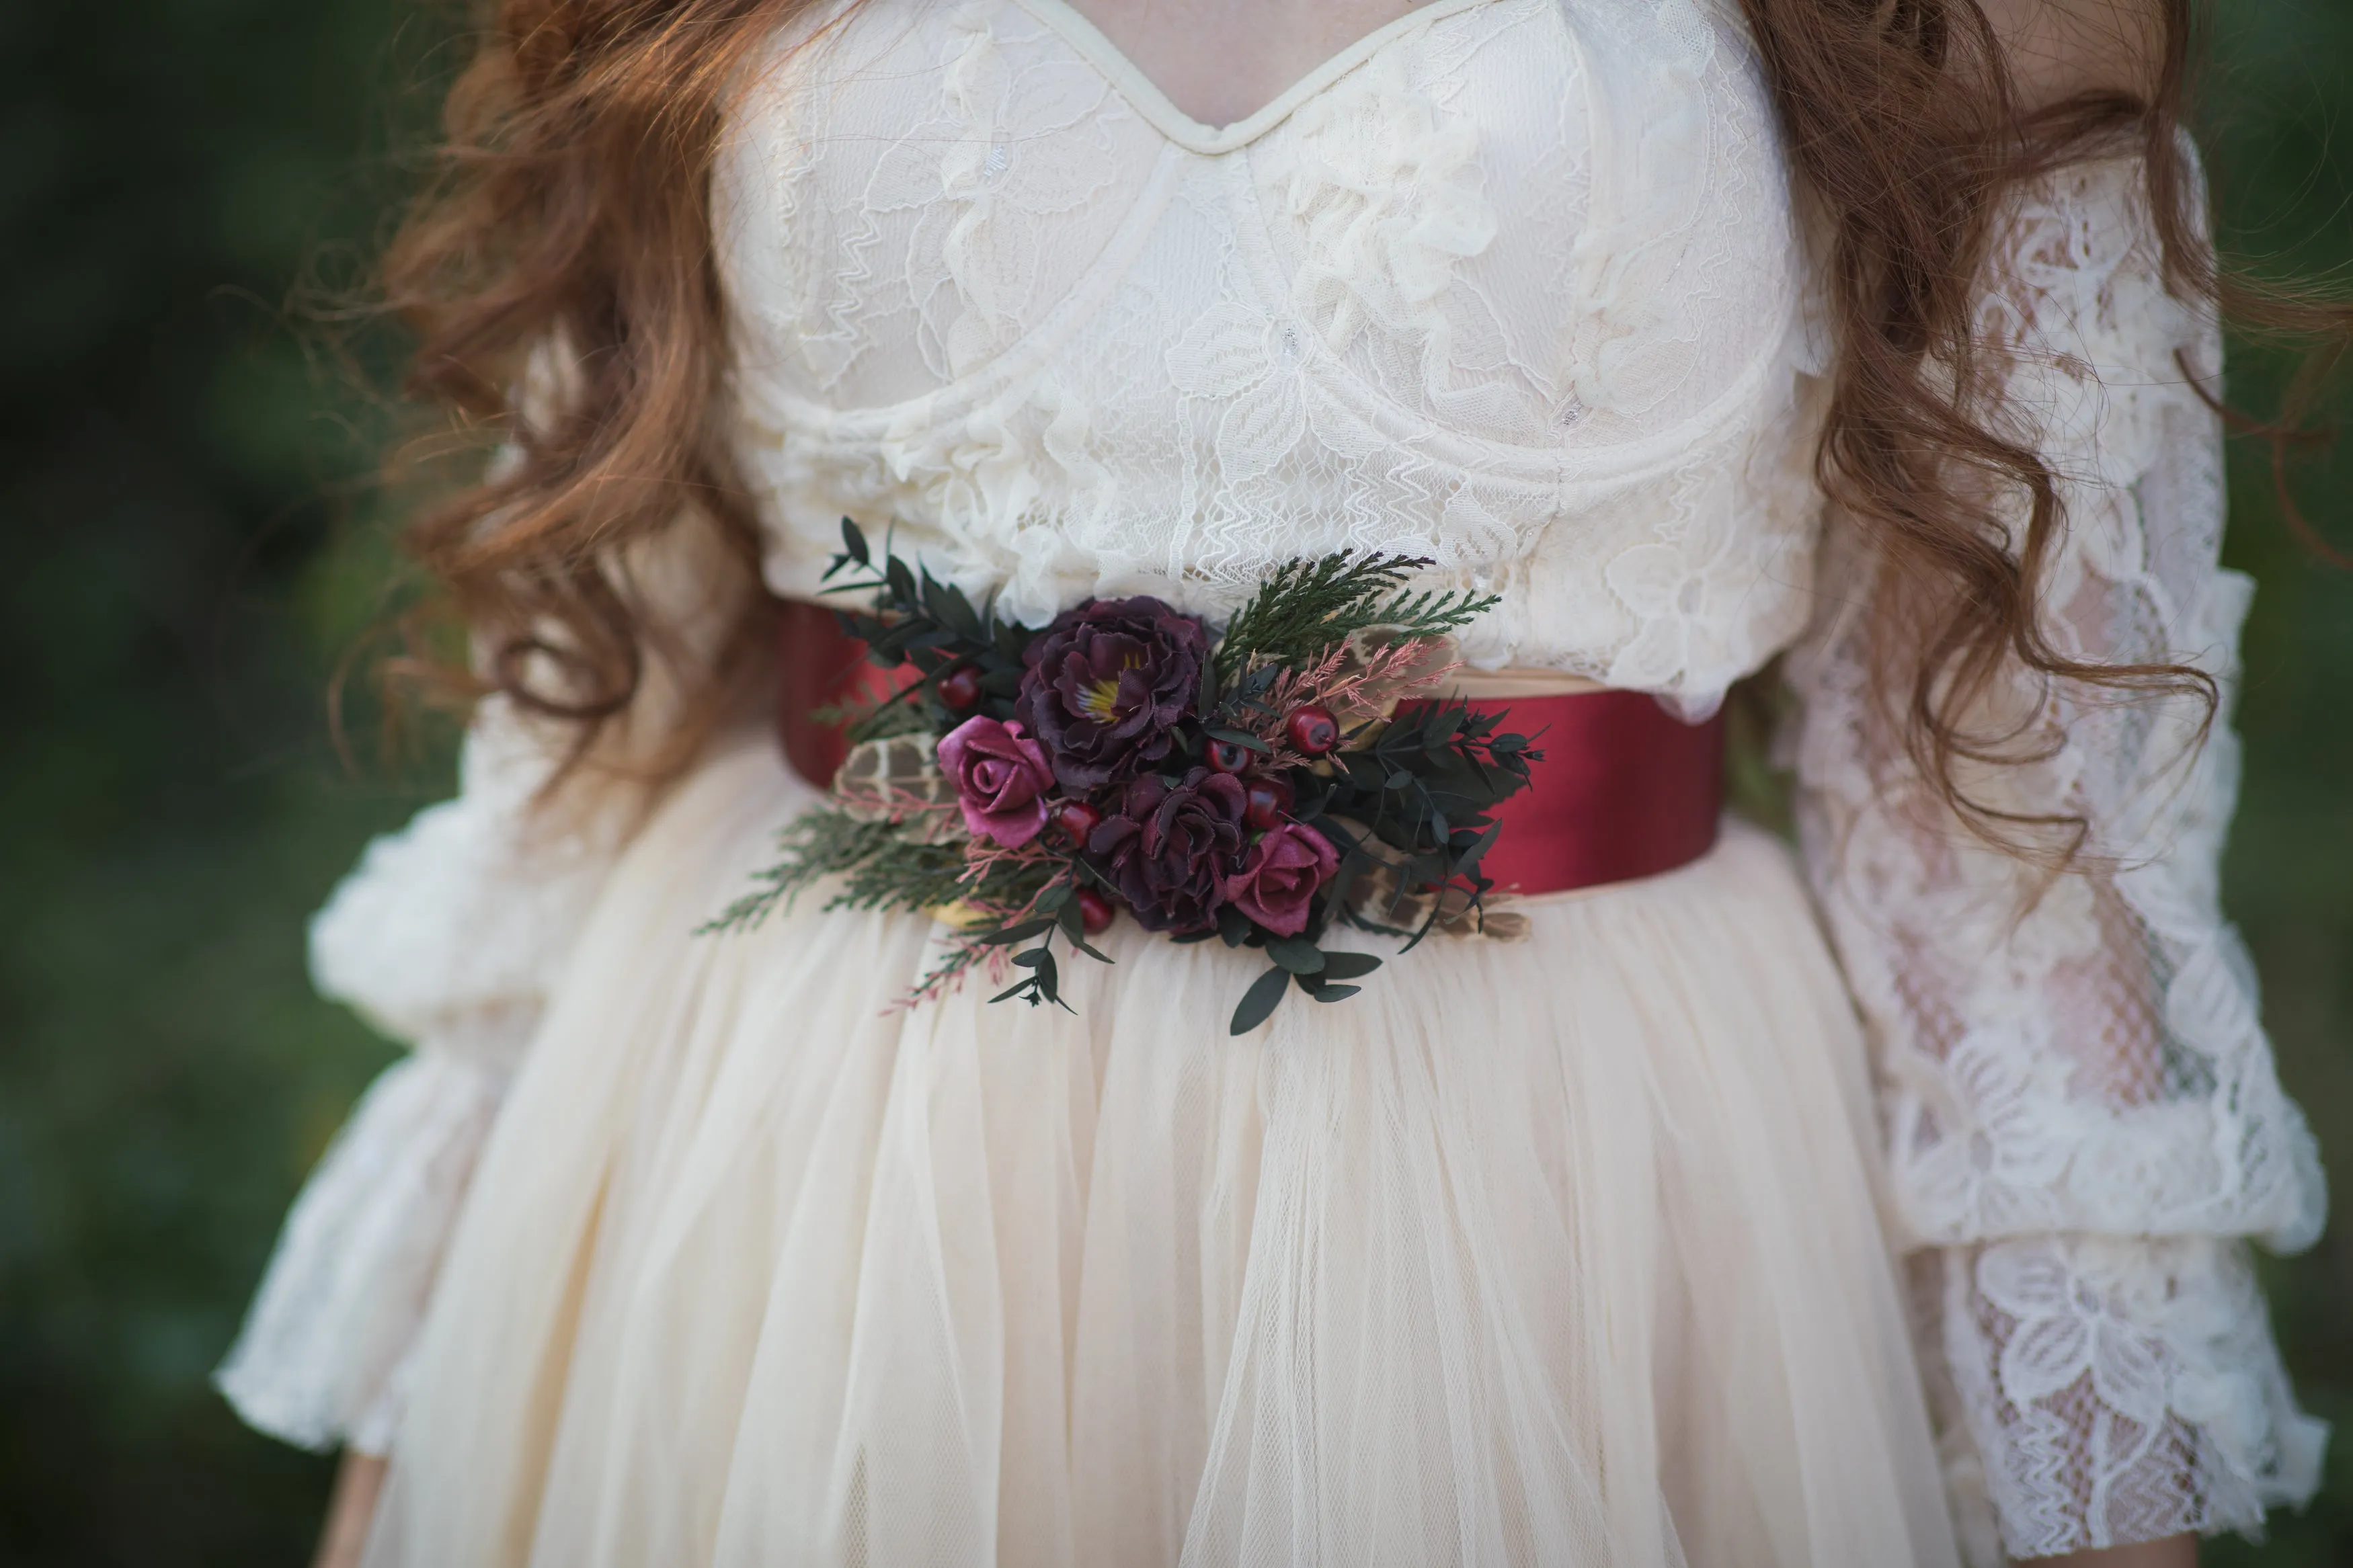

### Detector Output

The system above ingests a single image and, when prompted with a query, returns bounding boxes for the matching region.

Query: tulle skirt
[362,734,1963,1568]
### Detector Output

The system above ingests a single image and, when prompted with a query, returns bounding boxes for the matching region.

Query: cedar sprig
[701,809,973,934]
[1211,552,1499,685]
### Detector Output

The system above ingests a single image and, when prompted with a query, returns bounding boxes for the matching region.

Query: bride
[216,1,2332,1564]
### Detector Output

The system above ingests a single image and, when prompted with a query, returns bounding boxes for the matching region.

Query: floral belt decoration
[713,522,1542,1034]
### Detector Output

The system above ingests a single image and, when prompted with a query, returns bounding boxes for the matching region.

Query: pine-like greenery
[703,811,971,933]
[1211,552,1499,685]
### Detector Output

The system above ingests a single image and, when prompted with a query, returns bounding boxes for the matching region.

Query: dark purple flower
[1087,768,1248,933]
[1222,821,1339,936]
[1017,597,1210,790]
[936,715,1054,849]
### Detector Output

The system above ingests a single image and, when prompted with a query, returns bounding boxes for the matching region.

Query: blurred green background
[0,0,2348,1562]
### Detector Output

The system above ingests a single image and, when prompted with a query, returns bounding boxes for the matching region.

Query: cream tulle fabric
[363,739,1960,1568]
[216,0,2327,1560]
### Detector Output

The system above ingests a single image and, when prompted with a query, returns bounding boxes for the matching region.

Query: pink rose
[1221,820,1339,936]
[938,716,1055,848]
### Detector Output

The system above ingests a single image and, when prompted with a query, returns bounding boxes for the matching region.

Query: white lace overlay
[719,0,1822,712]
[214,698,628,1452]
[1788,152,2327,1555]
[225,1,2325,1549]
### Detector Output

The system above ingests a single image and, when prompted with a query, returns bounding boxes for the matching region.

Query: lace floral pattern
[1942,1237,2324,1560]
[1788,151,2327,1553]
[718,0,1818,700]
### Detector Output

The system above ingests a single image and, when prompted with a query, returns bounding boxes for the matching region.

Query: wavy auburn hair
[386,0,2336,837]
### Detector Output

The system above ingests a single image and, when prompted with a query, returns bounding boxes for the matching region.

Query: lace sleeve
[213,697,629,1454]
[1786,149,2328,1559]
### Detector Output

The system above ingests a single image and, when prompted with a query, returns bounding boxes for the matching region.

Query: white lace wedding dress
[215,1,2327,1563]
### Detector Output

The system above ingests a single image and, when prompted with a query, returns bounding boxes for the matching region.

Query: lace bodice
[719,0,1822,715]
[218,1,2325,1558]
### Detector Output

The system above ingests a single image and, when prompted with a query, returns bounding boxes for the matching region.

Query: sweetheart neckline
[1006,0,1499,155]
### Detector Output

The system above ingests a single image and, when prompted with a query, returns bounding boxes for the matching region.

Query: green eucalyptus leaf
[973,917,1058,946]
[1267,937,1326,975]
[1228,966,1293,1035]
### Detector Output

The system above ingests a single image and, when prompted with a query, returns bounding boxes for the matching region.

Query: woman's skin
[315,1453,384,1568]
[1061,0,1427,126]
[307,6,2194,1567]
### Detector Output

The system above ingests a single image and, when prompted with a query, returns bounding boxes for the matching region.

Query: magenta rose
[1087,768,1248,933]
[937,715,1055,848]
[1221,821,1339,936]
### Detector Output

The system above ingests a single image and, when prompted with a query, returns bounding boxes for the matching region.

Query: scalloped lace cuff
[1938,1235,2325,1561]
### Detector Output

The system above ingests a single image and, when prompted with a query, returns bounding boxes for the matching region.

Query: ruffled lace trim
[1940,1237,2325,1560]
[309,698,629,1069]
[216,1053,504,1454]
[223,698,636,1452]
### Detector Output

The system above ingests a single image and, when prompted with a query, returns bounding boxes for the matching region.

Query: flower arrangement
[712,522,1542,1034]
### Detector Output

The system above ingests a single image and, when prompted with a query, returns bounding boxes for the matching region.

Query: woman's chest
[716,0,1807,455]
[713,0,1827,696]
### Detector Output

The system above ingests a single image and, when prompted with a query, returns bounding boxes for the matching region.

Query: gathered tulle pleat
[366,737,1962,1568]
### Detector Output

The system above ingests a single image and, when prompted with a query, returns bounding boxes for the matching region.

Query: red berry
[1285,705,1340,756]
[1244,776,1295,831]
[1205,737,1251,774]
[1049,798,1103,849]
[936,666,982,710]
[1076,888,1117,935]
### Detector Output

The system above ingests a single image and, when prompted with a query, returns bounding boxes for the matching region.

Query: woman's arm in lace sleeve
[212,694,633,1454]
[1786,147,2327,1561]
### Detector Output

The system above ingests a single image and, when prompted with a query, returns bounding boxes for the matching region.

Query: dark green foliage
[823,520,1032,737]
[1210,550,1499,684]
[701,813,969,932]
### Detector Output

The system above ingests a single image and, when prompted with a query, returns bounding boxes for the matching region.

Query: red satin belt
[775,601,1725,897]
[1392,692,1724,895]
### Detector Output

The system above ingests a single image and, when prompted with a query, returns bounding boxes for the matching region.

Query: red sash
[776,601,1723,896]
[1392,692,1722,894]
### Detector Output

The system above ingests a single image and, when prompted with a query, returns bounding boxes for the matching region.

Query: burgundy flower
[1088,768,1248,933]
[936,715,1055,849]
[1222,820,1339,936]
[1017,597,1210,790]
